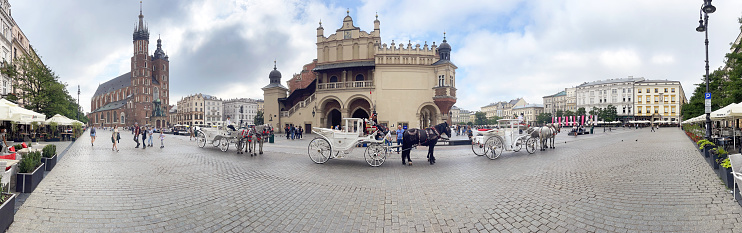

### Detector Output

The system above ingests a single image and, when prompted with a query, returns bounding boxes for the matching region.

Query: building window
[637,96,641,103]
[671,88,675,93]
[646,88,650,93]
[654,88,658,93]
[672,107,676,113]
[438,75,445,87]
[654,96,658,103]
[654,107,658,113]
[638,89,642,93]
[329,76,338,82]
[671,96,676,102]
[664,96,668,102]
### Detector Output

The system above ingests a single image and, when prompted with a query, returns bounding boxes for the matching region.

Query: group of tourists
[285,125,303,140]
[89,122,165,152]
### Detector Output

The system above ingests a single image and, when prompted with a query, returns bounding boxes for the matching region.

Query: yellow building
[634,80,686,123]
[263,11,456,132]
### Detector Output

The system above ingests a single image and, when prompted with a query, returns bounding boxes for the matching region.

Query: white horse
[539,123,560,150]
[247,124,273,156]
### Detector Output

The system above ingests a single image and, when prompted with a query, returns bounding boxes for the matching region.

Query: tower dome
[438,32,451,60]
[269,61,281,84]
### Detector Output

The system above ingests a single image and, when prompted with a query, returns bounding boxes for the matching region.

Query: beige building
[263,11,456,132]
[634,80,686,122]
[543,91,566,116]
[450,106,471,124]
[480,98,526,119]
[223,98,261,126]
[204,95,222,127]
[565,87,576,112]
[512,104,544,125]
[176,93,206,126]
[469,111,477,123]
[576,77,641,121]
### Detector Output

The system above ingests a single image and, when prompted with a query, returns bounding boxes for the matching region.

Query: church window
[144,62,147,68]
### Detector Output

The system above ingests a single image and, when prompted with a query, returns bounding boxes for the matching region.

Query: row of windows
[637,95,676,103]
[638,88,675,93]
[637,106,677,114]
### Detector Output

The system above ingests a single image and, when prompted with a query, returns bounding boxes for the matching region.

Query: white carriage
[195,125,245,152]
[308,118,391,167]
[471,119,537,159]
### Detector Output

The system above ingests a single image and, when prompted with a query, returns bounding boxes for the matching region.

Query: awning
[0,99,45,124]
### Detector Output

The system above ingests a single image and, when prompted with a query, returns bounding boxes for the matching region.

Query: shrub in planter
[697,140,715,158]
[0,175,16,233]
[12,144,21,151]
[41,144,57,171]
[16,151,43,193]
[721,158,735,189]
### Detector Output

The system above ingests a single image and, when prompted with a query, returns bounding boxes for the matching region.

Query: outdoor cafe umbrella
[44,114,76,126]
[0,98,45,123]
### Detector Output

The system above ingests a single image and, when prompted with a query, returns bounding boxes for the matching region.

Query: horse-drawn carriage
[195,124,273,155]
[195,125,243,152]
[471,119,538,159]
[308,118,392,167]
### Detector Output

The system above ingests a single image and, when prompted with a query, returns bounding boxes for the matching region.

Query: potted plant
[46,122,60,142]
[72,122,83,141]
[720,158,734,189]
[711,147,727,170]
[697,139,715,158]
[15,151,44,193]
[0,176,16,232]
[10,121,22,142]
[30,121,39,142]
[40,144,57,171]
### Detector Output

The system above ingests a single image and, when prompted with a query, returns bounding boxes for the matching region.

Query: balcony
[317,81,374,90]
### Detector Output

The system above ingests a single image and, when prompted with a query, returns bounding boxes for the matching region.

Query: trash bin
[269,134,274,143]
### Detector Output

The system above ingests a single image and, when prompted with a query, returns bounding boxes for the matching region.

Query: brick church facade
[88,6,170,128]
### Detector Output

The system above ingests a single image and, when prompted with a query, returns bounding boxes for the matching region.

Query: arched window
[355,74,364,81]
[120,112,125,123]
[329,76,338,82]
[153,87,159,100]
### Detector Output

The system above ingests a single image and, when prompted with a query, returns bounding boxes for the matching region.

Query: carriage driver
[226,116,236,131]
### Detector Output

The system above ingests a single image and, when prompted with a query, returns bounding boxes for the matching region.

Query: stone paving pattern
[6,127,742,232]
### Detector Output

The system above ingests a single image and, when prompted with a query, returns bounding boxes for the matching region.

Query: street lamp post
[77,85,80,121]
[696,0,715,140]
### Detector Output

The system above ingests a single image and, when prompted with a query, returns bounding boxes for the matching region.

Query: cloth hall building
[88,7,171,128]
[263,11,457,132]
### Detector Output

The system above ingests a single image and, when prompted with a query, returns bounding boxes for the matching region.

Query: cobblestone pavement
[7,127,742,232]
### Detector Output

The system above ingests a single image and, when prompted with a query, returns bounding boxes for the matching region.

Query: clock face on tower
[344,31,351,39]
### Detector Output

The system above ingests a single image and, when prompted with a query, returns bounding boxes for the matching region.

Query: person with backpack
[111,125,119,152]
[90,126,97,146]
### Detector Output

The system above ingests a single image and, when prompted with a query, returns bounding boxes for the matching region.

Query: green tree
[254,110,264,125]
[589,107,601,117]
[556,110,564,118]
[475,112,488,125]
[603,105,618,122]
[466,121,473,126]
[564,110,575,117]
[536,112,553,125]
[487,116,502,125]
[576,107,586,116]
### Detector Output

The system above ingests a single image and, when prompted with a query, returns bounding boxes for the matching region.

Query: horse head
[436,122,451,139]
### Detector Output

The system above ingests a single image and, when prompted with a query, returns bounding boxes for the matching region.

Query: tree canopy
[2,50,87,123]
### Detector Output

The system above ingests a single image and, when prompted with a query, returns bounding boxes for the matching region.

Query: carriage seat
[477,129,491,131]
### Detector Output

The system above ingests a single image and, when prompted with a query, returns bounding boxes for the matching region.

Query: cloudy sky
[11,0,742,112]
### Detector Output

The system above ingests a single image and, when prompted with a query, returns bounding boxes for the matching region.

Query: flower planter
[0,193,16,232]
[44,138,60,142]
[720,166,734,189]
[15,163,44,193]
[41,154,57,171]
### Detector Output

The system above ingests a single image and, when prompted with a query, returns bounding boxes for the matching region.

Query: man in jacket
[141,126,147,149]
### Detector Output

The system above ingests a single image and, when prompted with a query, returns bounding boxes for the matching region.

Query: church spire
[133,1,149,41]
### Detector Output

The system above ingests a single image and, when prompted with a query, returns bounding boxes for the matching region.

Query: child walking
[159,129,165,148]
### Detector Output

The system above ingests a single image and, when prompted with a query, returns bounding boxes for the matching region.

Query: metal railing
[317,81,374,90]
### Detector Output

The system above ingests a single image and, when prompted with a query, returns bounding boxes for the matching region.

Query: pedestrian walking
[396,125,404,154]
[90,126,97,146]
[189,126,194,141]
[651,124,656,132]
[290,126,296,140]
[159,129,165,148]
[141,126,147,149]
[111,125,119,152]
[148,127,154,147]
[0,126,8,153]
[285,126,290,139]
[134,123,140,148]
